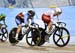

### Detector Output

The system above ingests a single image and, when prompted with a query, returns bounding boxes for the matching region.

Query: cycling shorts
[15,16,24,26]
[42,14,51,24]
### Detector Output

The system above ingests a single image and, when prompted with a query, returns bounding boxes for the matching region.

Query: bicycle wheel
[26,28,41,46]
[37,28,46,46]
[9,28,19,45]
[53,27,70,47]
[0,28,8,42]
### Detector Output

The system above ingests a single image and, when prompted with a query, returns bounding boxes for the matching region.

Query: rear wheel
[53,27,70,47]
[0,28,8,42]
[9,28,19,45]
[37,28,46,46]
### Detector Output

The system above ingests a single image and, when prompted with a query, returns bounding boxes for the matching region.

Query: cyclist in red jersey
[41,7,62,42]
[42,7,62,33]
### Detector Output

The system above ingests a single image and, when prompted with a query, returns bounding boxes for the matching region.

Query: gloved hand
[21,23,25,26]
[29,25,34,28]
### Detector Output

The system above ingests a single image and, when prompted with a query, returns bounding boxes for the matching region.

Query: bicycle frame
[0,23,7,35]
[45,21,67,38]
[21,23,40,36]
[21,26,30,35]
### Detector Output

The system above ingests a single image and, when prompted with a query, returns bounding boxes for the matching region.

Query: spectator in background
[7,0,16,8]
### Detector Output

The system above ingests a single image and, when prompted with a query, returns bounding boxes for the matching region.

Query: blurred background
[0,0,75,44]
[0,0,75,8]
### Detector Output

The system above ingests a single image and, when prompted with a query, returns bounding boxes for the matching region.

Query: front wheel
[53,27,70,47]
[26,28,41,46]
[0,28,8,42]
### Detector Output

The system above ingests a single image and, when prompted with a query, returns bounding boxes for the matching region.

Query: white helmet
[54,8,62,14]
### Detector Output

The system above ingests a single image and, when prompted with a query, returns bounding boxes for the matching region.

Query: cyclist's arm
[28,17,34,28]
[24,13,34,27]
[50,14,54,22]
[28,19,34,28]
[28,19,31,26]
[3,18,7,27]
[57,15,59,22]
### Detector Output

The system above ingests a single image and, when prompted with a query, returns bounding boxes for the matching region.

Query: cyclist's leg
[45,22,53,42]
[42,14,52,33]
[45,22,52,34]
[15,16,22,40]
[45,21,53,42]
[47,21,53,33]
[42,14,51,42]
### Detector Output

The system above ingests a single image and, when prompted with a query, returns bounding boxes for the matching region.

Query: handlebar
[0,23,7,27]
[21,23,39,28]
[52,22,66,27]
[57,22,66,26]
[31,23,39,28]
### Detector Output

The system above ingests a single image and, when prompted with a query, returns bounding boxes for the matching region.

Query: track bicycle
[9,23,41,46]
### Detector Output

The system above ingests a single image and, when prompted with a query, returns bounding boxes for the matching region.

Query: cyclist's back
[0,13,6,21]
[15,10,35,41]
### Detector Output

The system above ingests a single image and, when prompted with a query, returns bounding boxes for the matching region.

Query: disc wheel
[9,28,19,45]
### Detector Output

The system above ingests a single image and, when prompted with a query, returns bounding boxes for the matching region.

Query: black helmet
[28,10,35,17]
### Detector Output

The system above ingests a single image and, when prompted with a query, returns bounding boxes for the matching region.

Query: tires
[0,28,8,42]
[53,27,70,47]
[26,28,41,46]
[37,28,46,46]
[9,28,19,45]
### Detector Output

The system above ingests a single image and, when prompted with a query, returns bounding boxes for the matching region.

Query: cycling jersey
[15,12,34,26]
[42,10,55,24]
[17,12,24,19]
